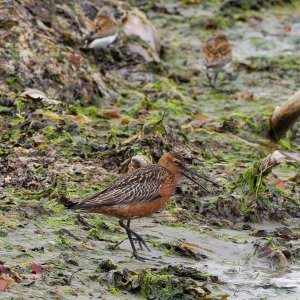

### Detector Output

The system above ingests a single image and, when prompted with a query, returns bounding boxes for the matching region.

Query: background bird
[127,154,152,172]
[201,33,232,88]
[68,152,219,260]
[84,7,121,49]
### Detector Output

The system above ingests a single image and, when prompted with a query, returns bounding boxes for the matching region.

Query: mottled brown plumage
[74,165,171,218]
[69,151,217,260]
[85,13,118,49]
[201,33,232,88]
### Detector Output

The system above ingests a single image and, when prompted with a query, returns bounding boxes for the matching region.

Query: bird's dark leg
[206,72,214,88]
[213,71,219,88]
[127,220,144,251]
[124,220,151,252]
[126,220,144,253]
[119,220,150,261]
[138,240,144,251]
[121,220,138,257]
[126,220,143,251]
[213,71,235,93]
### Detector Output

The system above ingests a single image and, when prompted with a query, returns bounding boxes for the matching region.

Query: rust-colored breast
[86,172,177,220]
[86,196,167,219]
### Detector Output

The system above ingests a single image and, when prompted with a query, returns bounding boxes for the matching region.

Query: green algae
[0,1,299,299]
[107,286,121,296]
[139,268,209,300]
[239,165,265,194]
[45,215,76,227]
[140,271,174,299]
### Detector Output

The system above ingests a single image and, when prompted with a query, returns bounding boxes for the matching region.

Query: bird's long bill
[182,165,221,194]
[184,165,220,187]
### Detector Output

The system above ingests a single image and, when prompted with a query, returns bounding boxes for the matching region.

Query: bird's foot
[131,253,162,261]
[131,252,150,261]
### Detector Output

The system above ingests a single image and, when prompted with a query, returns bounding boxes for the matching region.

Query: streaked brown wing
[90,15,117,39]
[72,166,167,210]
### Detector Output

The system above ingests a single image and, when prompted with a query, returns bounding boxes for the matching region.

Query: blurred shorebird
[84,8,121,49]
[127,154,152,172]
[201,33,232,88]
[68,152,219,260]
[119,154,152,174]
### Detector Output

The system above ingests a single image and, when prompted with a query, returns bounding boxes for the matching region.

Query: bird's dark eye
[173,159,181,165]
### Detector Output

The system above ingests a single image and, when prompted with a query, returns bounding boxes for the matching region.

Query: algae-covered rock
[98,265,211,299]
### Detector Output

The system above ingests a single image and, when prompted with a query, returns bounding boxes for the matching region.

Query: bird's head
[159,152,186,174]
[159,151,220,193]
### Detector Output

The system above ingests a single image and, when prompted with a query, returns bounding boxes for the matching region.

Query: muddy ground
[0,0,300,299]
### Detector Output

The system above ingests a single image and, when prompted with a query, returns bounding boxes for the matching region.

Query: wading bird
[68,152,219,260]
[84,8,120,49]
[201,33,232,88]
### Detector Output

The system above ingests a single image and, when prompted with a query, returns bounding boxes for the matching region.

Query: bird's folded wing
[88,17,117,40]
[86,27,117,41]
[72,166,167,209]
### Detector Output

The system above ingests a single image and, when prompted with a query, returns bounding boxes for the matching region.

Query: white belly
[88,33,118,49]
